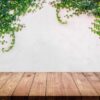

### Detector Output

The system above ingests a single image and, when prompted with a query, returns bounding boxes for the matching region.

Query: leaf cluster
[53,0,100,36]
[0,0,44,52]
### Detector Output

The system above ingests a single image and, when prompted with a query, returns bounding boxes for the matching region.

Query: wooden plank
[83,72,100,95]
[0,72,99,100]
[0,73,23,96]
[0,73,12,89]
[62,73,81,96]
[72,73,98,96]
[46,73,65,96]
[0,72,4,77]
[29,73,47,96]
[95,72,100,79]
[13,73,35,96]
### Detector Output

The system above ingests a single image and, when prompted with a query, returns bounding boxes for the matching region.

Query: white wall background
[0,3,100,72]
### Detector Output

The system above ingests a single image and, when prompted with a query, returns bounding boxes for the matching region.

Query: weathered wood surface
[0,72,99,100]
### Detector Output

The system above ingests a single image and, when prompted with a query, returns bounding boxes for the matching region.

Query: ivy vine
[0,0,45,53]
[0,0,100,53]
[92,17,100,36]
[51,0,100,36]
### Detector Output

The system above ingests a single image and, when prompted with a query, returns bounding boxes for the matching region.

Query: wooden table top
[0,72,100,100]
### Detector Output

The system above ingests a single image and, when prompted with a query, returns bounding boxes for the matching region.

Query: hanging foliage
[1,0,100,53]
[0,0,45,53]
[51,0,100,35]
[92,17,100,36]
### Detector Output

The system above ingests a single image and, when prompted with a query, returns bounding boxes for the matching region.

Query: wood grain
[62,73,80,96]
[0,72,99,100]
[0,73,12,89]
[0,73,23,96]
[13,73,35,96]
[46,73,65,96]
[29,73,47,96]
[83,72,100,95]
[72,73,98,96]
